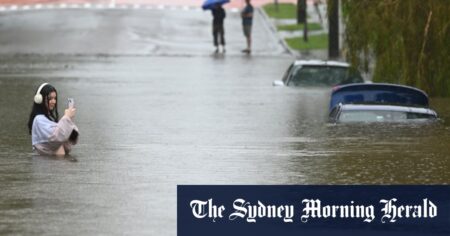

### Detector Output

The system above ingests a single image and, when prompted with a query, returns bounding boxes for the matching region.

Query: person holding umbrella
[211,4,226,53]
[202,0,229,53]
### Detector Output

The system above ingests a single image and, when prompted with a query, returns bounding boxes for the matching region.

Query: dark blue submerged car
[328,83,438,123]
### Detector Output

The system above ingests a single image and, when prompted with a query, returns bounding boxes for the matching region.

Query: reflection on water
[0,55,449,235]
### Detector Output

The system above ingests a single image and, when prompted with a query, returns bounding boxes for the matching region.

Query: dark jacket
[212,7,226,26]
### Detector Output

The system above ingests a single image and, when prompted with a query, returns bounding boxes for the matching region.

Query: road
[0,4,288,56]
[0,0,298,8]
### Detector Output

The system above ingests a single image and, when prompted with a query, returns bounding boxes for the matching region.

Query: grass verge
[277,23,323,31]
[285,34,328,50]
[263,3,297,19]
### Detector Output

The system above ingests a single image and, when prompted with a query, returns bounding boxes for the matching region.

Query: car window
[287,66,353,86]
[339,110,406,122]
[348,70,364,83]
[338,110,436,122]
[282,64,294,84]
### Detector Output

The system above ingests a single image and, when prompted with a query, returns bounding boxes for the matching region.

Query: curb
[257,7,298,57]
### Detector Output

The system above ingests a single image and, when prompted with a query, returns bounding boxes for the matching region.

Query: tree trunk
[297,0,306,24]
[328,0,340,58]
[297,0,308,42]
[304,5,308,42]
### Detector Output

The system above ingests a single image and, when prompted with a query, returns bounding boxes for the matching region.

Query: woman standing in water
[27,83,79,156]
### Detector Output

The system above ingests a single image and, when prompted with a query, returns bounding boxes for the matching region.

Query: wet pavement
[1,6,450,236]
[0,7,287,56]
[0,0,298,8]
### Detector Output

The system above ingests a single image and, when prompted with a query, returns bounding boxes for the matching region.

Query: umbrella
[202,0,230,10]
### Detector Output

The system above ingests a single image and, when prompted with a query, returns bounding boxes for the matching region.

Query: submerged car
[328,83,438,123]
[273,60,364,87]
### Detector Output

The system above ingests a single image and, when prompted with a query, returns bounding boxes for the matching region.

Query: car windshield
[338,110,436,123]
[288,66,360,86]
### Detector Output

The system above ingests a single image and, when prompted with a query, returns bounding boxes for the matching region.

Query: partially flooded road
[0,7,449,236]
[0,7,286,56]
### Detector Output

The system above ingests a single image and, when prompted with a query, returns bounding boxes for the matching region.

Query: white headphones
[34,83,49,104]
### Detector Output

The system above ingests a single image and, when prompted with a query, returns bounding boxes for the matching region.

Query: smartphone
[67,98,75,108]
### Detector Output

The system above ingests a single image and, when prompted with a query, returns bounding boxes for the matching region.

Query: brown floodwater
[0,54,449,235]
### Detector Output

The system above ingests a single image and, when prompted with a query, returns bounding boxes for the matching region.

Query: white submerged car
[273,60,364,87]
[328,83,438,123]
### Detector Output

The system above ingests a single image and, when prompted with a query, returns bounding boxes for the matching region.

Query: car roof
[293,60,350,67]
[340,104,437,116]
[329,83,430,111]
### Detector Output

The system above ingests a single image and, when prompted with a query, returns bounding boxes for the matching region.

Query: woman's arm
[48,116,78,143]
[33,110,78,145]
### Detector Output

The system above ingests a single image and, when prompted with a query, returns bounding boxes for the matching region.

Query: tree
[342,0,450,96]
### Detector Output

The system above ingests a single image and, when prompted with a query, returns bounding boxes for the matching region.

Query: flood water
[1,54,449,235]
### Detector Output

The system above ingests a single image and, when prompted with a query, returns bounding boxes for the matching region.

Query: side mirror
[272,80,285,87]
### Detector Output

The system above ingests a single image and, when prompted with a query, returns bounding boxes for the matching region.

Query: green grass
[285,34,328,50]
[277,23,323,31]
[263,3,297,19]
[263,3,326,51]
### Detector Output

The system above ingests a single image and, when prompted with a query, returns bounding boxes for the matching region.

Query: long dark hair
[27,84,59,134]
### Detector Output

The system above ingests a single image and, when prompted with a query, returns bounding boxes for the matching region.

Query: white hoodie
[32,114,79,155]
